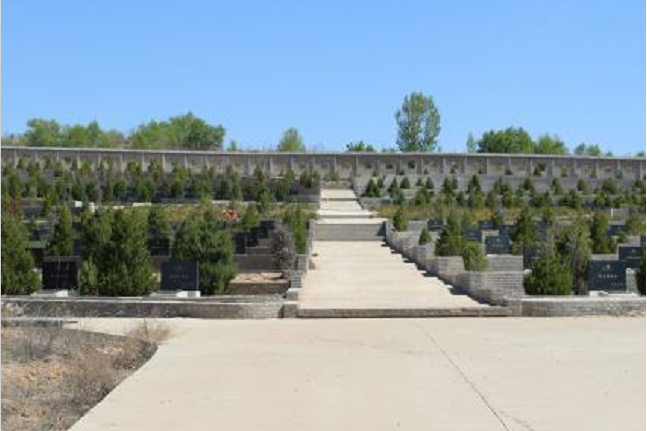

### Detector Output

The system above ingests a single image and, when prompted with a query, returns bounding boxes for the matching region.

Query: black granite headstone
[618,246,643,270]
[641,236,645,249]
[523,245,542,269]
[259,220,276,238]
[607,224,626,237]
[588,260,626,292]
[234,232,247,254]
[478,220,494,231]
[23,206,43,220]
[161,260,199,291]
[535,222,548,241]
[463,229,482,243]
[247,228,260,247]
[147,237,171,256]
[499,224,514,237]
[427,219,444,231]
[73,239,85,257]
[42,260,78,290]
[485,235,511,255]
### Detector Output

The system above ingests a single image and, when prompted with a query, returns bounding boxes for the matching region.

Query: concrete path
[300,241,486,310]
[70,317,645,431]
[317,189,382,223]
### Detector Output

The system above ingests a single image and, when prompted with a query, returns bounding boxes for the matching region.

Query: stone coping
[5,146,643,161]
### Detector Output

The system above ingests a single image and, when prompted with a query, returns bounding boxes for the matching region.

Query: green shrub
[240,204,260,231]
[524,247,572,295]
[462,242,487,271]
[363,178,380,198]
[79,260,99,295]
[393,206,408,232]
[413,187,431,206]
[419,227,431,245]
[577,179,589,194]
[511,206,536,254]
[590,211,615,254]
[435,212,464,256]
[1,213,39,295]
[172,208,236,295]
[555,217,591,295]
[400,176,411,189]
[95,210,156,296]
[424,177,434,190]
[47,205,74,256]
[376,176,385,189]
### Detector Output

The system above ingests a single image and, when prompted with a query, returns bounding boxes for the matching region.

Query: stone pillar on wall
[268,155,274,177]
[507,157,512,174]
[332,155,337,177]
[76,151,81,168]
[141,153,147,172]
[354,156,359,177]
[484,157,490,175]
[526,159,534,176]
[418,156,424,175]
[549,159,556,177]
[462,157,468,174]
[571,159,577,177]
[439,157,445,175]
[162,154,167,172]
[97,153,102,169]
[119,152,125,172]
[183,154,189,170]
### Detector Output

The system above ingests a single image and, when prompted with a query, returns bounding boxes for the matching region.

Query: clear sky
[3,0,645,154]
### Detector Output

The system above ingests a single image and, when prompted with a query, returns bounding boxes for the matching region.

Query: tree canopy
[395,92,440,152]
[277,128,306,152]
[4,113,225,150]
[346,141,376,152]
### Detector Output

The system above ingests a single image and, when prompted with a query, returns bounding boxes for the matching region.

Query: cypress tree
[590,211,615,254]
[47,205,74,256]
[1,213,39,294]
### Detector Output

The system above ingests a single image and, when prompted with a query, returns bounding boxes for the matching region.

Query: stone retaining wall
[2,297,284,319]
[6,147,644,180]
[486,255,523,272]
[511,296,646,317]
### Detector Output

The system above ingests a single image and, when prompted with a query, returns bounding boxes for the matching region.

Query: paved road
[71,317,645,431]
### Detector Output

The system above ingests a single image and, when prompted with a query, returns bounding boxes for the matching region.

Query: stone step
[296,306,511,318]
[315,223,385,241]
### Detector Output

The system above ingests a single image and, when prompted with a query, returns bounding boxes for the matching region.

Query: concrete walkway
[300,241,487,310]
[70,317,645,431]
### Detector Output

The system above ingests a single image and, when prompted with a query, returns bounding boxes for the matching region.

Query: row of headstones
[32,220,280,295]
[28,220,278,266]
[392,219,645,294]
[40,259,200,292]
[425,219,636,256]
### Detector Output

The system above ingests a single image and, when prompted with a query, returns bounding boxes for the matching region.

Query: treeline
[2,113,226,151]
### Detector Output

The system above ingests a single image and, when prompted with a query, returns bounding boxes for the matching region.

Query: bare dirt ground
[1,323,164,431]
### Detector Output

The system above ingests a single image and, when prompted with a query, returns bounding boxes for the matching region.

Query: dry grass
[124,319,174,345]
[1,325,157,431]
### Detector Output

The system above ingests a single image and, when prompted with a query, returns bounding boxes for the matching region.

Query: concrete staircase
[290,187,509,318]
[315,189,386,241]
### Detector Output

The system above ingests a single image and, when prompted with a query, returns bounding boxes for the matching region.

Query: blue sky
[3,0,645,153]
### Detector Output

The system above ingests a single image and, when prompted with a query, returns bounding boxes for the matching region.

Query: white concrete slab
[70,317,645,431]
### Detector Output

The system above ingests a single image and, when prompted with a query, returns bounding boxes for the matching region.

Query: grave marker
[523,245,543,269]
[161,260,199,291]
[463,229,482,243]
[588,260,626,292]
[478,220,494,231]
[499,224,514,236]
[618,246,643,269]
[607,224,626,237]
[427,219,443,231]
[42,259,79,290]
[147,237,171,256]
[485,235,511,255]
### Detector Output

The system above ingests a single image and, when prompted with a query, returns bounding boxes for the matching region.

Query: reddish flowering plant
[221,209,239,224]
